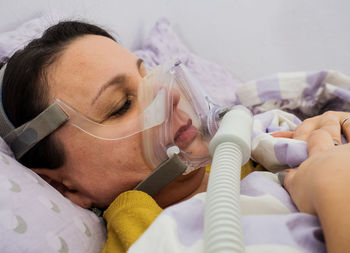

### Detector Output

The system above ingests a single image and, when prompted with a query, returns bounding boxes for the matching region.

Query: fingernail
[333,140,340,146]
[277,171,288,185]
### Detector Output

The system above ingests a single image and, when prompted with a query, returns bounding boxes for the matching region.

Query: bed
[0,1,349,252]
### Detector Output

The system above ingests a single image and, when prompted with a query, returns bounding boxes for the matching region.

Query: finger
[318,112,342,144]
[340,115,350,143]
[294,112,343,143]
[320,111,350,143]
[307,129,335,157]
[270,131,294,138]
[293,116,320,141]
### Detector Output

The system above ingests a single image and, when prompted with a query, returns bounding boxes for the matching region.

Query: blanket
[241,70,350,172]
[128,70,350,253]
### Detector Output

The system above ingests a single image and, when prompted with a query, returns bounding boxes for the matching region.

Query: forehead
[47,35,138,112]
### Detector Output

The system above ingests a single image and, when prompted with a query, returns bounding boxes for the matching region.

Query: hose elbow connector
[209,105,252,165]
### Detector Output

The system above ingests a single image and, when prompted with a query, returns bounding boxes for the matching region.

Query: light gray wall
[0,0,349,80]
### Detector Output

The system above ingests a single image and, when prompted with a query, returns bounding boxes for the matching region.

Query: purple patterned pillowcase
[0,14,63,60]
[0,139,106,253]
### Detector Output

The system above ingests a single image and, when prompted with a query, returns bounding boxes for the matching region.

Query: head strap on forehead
[0,63,69,159]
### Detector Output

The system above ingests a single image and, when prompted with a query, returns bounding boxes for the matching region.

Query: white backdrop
[0,0,349,80]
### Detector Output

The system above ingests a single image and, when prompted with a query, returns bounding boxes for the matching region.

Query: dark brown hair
[0,21,116,169]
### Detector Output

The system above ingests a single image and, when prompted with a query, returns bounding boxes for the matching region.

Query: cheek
[90,136,153,201]
[57,127,153,205]
[62,125,149,167]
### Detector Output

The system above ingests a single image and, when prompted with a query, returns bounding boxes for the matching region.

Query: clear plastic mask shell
[139,61,220,174]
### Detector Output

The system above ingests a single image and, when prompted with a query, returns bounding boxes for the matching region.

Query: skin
[284,129,350,253]
[271,111,350,143]
[32,35,208,209]
[272,111,350,253]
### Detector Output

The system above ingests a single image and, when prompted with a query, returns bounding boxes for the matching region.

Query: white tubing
[204,106,253,253]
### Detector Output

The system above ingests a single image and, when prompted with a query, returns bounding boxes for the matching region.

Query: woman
[1,21,350,252]
[0,21,209,209]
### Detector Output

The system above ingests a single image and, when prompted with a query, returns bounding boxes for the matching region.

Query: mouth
[174,119,198,149]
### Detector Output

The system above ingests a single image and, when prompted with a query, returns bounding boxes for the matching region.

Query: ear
[31,168,93,209]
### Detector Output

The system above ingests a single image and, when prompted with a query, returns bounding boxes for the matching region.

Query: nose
[171,88,180,108]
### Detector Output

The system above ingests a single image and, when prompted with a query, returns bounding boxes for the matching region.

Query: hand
[282,128,347,214]
[271,111,350,144]
[282,129,350,253]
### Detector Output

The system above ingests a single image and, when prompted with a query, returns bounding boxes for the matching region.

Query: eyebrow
[91,58,144,105]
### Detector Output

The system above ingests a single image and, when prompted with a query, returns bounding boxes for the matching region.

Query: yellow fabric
[101,190,162,253]
[205,159,266,180]
[102,160,265,253]
[240,160,266,179]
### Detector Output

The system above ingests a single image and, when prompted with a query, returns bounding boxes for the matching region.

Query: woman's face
[36,35,207,209]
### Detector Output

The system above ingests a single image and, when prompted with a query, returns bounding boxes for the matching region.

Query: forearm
[314,169,350,253]
[279,114,350,252]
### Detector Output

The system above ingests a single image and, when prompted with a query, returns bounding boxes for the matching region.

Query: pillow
[0,13,63,60]
[0,16,242,253]
[0,141,106,253]
[133,18,241,106]
[0,14,107,253]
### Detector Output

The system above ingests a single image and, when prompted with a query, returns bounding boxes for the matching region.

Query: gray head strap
[0,64,14,138]
[134,153,187,196]
[4,103,68,159]
[0,63,69,159]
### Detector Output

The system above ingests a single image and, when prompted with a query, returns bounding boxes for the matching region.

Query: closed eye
[109,98,132,118]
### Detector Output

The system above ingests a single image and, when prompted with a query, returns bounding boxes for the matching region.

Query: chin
[153,167,207,208]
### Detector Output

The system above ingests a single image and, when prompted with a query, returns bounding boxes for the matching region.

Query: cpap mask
[0,61,241,197]
[139,61,219,175]
[55,60,229,195]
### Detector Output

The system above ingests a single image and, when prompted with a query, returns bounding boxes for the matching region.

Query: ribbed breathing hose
[204,106,253,253]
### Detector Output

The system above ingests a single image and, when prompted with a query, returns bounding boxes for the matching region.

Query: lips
[174,119,198,149]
